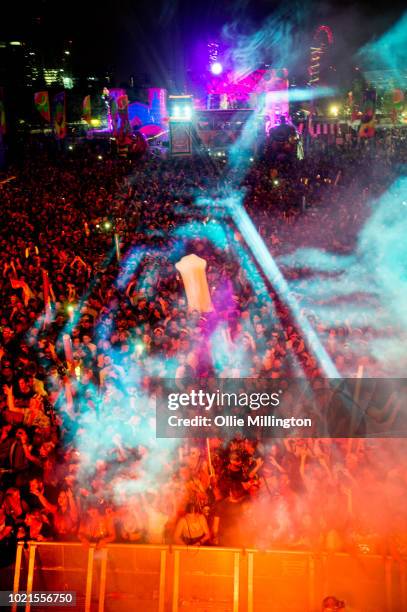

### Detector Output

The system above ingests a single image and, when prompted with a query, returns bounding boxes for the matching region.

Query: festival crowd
[0,134,407,566]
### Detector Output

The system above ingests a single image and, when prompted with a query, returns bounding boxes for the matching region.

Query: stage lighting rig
[168,95,194,121]
[211,62,223,75]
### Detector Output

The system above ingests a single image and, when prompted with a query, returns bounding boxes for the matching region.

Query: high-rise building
[24,46,42,86]
[0,38,76,90]
[0,40,26,88]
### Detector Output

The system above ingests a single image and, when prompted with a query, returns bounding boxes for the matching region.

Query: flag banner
[393,89,404,110]
[359,119,375,138]
[108,90,131,137]
[82,95,92,124]
[117,94,129,115]
[0,88,6,135]
[117,94,131,137]
[391,88,404,123]
[359,88,376,138]
[53,92,67,139]
[34,91,51,123]
[108,88,126,134]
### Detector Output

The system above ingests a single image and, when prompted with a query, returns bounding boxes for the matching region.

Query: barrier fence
[9,542,407,611]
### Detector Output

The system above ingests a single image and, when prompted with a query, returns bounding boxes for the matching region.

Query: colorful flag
[0,87,6,135]
[82,95,92,124]
[393,88,404,106]
[391,88,404,123]
[117,94,131,137]
[359,120,375,138]
[117,94,129,114]
[53,92,67,139]
[34,91,51,123]
[359,88,376,138]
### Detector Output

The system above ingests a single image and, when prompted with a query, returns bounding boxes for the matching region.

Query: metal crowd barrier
[10,541,406,611]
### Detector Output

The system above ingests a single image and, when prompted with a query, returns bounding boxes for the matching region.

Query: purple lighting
[211,62,223,75]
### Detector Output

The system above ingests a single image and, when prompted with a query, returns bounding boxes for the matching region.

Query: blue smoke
[278,176,407,373]
[222,4,305,77]
[357,12,407,84]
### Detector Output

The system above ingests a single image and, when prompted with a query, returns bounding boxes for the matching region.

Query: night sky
[1,0,406,86]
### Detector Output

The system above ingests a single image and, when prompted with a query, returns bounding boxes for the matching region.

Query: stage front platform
[6,541,404,611]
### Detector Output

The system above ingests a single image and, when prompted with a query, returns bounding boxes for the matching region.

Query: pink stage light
[211,62,223,75]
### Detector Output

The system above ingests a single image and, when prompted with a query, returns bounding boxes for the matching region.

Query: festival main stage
[7,541,404,611]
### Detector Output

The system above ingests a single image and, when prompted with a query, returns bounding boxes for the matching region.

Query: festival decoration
[391,88,404,123]
[82,95,92,124]
[175,254,214,313]
[34,91,51,123]
[308,25,334,87]
[117,94,131,137]
[53,92,67,139]
[359,88,376,138]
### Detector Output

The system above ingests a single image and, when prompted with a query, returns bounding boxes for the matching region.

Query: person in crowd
[0,504,15,567]
[322,596,346,611]
[24,509,53,542]
[116,492,147,543]
[24,476,57,515]
[2,487,28,540]
[0,137,405,563]
[52,487,79,541]
[78,497,116,547]
[212,483,252,547]
[173,502,210,546]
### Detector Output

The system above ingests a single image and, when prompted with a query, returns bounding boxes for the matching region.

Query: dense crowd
[0,134,407,566]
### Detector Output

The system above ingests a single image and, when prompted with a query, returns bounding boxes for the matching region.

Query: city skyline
[1,0,406,87]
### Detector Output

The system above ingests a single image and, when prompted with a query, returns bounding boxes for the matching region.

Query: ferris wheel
[308,25,334,87]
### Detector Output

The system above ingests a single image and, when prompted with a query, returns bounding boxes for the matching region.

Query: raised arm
[3,385,22,413]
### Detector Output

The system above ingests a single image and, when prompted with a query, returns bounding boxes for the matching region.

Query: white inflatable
[175,254,214,313]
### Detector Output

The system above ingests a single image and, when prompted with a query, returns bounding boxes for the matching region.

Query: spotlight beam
[223,194,340,378]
